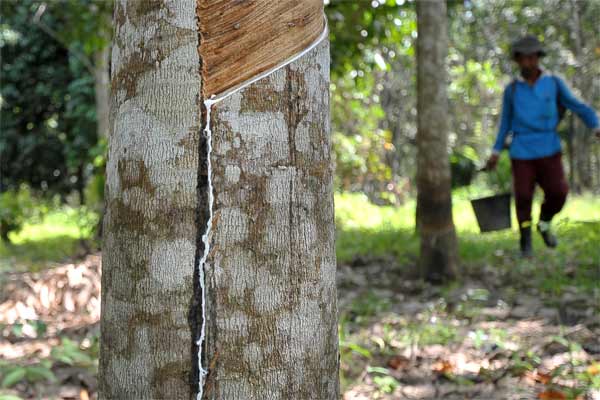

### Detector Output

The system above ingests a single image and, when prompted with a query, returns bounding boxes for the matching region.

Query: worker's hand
[484,153,500,171]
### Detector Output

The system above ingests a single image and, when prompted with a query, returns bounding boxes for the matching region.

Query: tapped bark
[415,0,458,282]
[202,40,338,399]
[100,1,338,399]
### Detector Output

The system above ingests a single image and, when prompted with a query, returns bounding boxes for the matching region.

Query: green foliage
[336,192,600,297]
[401,319,459,347]
[327,2,418,204]
[84,138,107,210]
[483,152,513,194]
[0,395,24,400]
[0,204,99,272]
[0,0,105,196]
[450,146,479,188]
[0,186,40,242]
[6,320,47,339]
[327,0,600,199]
[0,333,98,396]
[347,291,391,323]
[0,360,55,389]
[469,328,510,350]
[327,1,415,80]
[367,366,400,394]
[51,338,95,367]
[58,0,113,56]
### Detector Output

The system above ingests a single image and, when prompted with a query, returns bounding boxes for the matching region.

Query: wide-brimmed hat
[511,35,546,59]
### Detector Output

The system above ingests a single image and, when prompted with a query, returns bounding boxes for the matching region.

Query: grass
[335,191,600,397]
[0,207,98,273]
[2,191,597,286]
[335,193,600,264]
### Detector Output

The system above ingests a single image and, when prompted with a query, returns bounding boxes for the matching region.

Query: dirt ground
[337,256,600,400]
[1,253,599,399]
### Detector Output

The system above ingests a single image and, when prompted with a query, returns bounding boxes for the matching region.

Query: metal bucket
[470,193,512,232]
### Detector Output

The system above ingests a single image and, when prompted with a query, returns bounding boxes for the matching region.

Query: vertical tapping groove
[196,100,214,400]
[194,98,215,400]
[190,1,210,399]
[190,99,210,400]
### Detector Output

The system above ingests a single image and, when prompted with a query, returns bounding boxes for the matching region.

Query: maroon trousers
[511,152,569,226]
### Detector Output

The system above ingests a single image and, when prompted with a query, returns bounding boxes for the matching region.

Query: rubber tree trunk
[569,0,593,192]
[415,0,458,282]
[99,1,202,398]
[99,1,338,399]
[203,40,337,399]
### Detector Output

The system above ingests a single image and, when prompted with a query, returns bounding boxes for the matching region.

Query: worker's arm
[486,86,512,170]
[555,76,600,138]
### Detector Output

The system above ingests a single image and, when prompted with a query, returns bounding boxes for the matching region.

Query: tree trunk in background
[93,46,110,239]
[569,0,593,192]
[94,46,110,139]
[203,39,338,400]
[100,1,338,399]
[415,0,458,282]
[100,0,201,398]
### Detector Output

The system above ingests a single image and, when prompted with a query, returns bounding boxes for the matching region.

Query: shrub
[0,185,37,242]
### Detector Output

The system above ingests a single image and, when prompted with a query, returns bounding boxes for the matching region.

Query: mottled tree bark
[202,40,338,399]
[568,0,594,192]
[415,0,458,282]
[100,1,201,398]
[100,1,338,399]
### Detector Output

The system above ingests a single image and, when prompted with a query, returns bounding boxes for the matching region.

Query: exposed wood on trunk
[415,0,458,282]
[197,0,324,97]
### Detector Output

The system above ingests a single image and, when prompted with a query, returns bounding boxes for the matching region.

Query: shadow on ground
[336,223,600,399]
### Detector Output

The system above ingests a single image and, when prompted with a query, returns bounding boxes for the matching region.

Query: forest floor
[338,253,600,400]
[0,194,599,399]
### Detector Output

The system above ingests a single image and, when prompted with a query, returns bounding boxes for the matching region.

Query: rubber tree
[99,0,338,399]
[414,0,458,282]
[567,0,595,192]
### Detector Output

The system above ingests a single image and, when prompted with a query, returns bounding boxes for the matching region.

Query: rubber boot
[537,219,557,248]
[520,225,532,258]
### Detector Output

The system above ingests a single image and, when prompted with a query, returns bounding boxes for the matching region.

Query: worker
[486,35,600,257]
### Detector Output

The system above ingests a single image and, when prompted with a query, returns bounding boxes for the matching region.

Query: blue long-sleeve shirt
[492,72,600,160]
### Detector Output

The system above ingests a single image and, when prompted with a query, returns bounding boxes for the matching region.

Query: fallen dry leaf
[387,355,410,370]
[525,370,553,385]
[0,254,101,338]
[537,390,566,400]
[587,363,600,376]
[432,360,454,374]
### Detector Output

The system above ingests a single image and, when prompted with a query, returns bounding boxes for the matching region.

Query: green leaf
[24,365,56,383]
[367,366,390,375]
[1,368,26,388]
[346,343,372,358]
[10,324,23,338]
[0,395,25,400]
